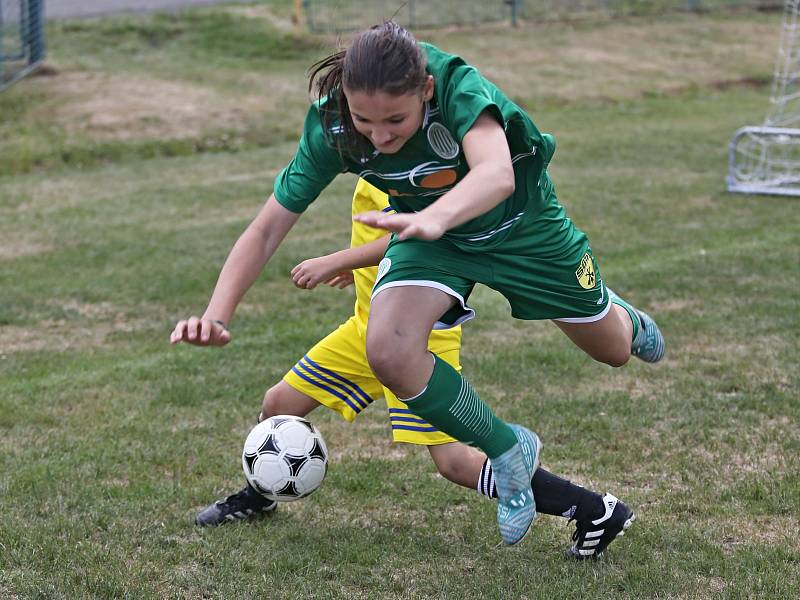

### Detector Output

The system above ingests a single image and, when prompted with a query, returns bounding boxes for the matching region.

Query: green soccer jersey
[274,43,557,249]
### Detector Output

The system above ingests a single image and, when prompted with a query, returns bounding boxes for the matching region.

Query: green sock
[611,295,641,342]
[402,354,517,459]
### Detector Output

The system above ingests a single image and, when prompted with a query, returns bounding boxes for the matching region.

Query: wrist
[324,250,351,272]
[420,204,456,233]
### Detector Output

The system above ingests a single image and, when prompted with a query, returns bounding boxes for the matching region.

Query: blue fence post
[27,0,46,64]
[0,2,4,62]
[1,0,47,90]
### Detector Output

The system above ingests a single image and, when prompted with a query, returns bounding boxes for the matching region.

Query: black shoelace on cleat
[219,487,268,513]
[569,518,586,544]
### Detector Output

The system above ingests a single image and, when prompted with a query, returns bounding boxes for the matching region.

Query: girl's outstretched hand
[170,317,231,346]
[353,211,446,241]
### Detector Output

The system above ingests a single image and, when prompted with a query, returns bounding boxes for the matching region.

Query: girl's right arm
[170,194,301,346]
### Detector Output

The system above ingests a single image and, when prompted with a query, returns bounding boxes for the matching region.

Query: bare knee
[576,334,631,367]
[260,384,291,420]
[365,336,389,379]
[365,333,415,389]
[259,382,320,422]
[599,340,631,368]
[556,308,633,368]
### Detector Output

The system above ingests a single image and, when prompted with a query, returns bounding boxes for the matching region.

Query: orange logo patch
[419,169,457,189]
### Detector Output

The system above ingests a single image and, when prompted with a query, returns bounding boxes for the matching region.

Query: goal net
[727,0,800,196]
[0,0,45,92]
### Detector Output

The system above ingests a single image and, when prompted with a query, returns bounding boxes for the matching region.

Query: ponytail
[308,49,366,158]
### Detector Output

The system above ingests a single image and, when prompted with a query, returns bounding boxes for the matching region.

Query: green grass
[1,4,798,599]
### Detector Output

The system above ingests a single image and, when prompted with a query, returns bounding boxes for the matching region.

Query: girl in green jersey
[171,22,663,547]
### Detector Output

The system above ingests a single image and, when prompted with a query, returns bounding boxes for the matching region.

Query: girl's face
[344,76,434,154]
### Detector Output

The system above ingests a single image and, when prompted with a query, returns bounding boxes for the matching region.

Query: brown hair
[308,21,428,158]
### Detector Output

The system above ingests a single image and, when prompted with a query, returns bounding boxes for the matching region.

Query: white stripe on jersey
[466,212,525,242]
[358,160,458,182]
[511,145,537,164]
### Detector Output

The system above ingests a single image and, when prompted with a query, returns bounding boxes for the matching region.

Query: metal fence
[1,0,45,91]
[519,0,772,20]
[301,0,779,33]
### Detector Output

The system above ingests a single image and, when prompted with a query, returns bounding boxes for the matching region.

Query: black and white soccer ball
[242,415,329,502]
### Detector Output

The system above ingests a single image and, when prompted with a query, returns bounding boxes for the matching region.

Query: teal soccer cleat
[630,307,665,363]
[607,287,666,363]
[492,425,542,545]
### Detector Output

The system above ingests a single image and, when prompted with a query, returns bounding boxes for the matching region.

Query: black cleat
[568,493,635,559]
[195,484,277,527]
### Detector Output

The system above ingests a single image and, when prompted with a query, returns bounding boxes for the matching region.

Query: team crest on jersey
[575,253,596,290]
[375,257,392,284]
[427,122,460,159]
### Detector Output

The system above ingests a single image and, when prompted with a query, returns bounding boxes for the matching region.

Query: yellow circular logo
[575,253,596,290]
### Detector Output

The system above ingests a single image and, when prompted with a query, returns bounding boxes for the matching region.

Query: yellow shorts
[282,316,460,445]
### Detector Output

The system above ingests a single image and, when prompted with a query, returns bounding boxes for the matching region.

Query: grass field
[1,4,798,599]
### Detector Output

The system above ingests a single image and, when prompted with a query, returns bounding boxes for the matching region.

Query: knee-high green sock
[402,354,517,459]
[611,295,640,342]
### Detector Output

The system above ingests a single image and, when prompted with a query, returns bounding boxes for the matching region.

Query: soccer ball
[242,415,329,502]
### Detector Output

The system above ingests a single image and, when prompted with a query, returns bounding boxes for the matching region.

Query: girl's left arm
[354,112,514,240]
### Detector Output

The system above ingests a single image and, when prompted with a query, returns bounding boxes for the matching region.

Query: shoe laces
[569,517,592,543]
[218,487,265,512]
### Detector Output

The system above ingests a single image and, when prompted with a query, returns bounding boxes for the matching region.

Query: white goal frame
[727,0,800,196]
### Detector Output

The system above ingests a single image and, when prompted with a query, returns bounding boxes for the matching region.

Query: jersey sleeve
[426,43,553,168]
[435,54,504,144]
[273,104,345,213]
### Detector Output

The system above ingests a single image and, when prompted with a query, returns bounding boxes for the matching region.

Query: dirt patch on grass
[0,301,148,353]
[0,238,53,260]
[440,16,776,105]
[34,72,266,141]
[224,5,298,30]
[0,321,117,353]
[693,575,729,597]
[641,411,796,502]
[691,438,790,478]
[650,298,698,313]
[709,514,798,551]
[681,334,794,390]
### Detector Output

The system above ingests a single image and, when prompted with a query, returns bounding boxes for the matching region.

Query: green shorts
[372,201,610,328]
